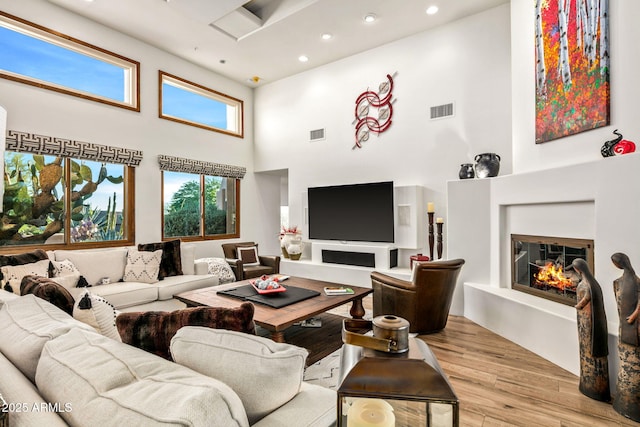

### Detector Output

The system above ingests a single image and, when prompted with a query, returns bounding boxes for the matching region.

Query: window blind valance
[5,130,143,166]
[158,154,246,179]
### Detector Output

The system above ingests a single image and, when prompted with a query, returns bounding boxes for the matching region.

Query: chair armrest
[259,255,280,272]
[371,271,416,291]
[226,259,244,281]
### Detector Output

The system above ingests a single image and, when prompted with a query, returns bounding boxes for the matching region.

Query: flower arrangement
[280,226,301,236]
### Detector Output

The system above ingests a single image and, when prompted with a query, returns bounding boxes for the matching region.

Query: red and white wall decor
[352,72,396,149]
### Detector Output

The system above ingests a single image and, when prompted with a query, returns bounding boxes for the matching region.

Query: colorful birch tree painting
[535,0,609,144]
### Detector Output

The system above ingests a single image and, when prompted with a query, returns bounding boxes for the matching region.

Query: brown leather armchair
[371,258,465,334]
[221,242,280,281]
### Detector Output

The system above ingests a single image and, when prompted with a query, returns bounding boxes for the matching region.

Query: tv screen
[308,181,394,243]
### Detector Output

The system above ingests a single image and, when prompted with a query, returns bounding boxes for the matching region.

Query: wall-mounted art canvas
[535,0,609,144]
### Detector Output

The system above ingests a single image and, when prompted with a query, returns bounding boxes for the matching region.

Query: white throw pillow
[55,248,127,286]
[73,290,121,342]
[51,259,80,277]
[197,257,236,284]
[238,246,260,266]
[171,327,308,424]
[1,259,51,295]
[123,249,162,284]
[50,274,81,291]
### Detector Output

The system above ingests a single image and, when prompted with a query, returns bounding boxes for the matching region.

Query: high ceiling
[46,0,508,87]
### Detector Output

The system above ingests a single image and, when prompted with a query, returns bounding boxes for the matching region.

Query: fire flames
[535,262,574,290]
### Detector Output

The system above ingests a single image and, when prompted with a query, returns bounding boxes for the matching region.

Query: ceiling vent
[430,102,455,120]
[210,7,263,40]
[309,128,325,141]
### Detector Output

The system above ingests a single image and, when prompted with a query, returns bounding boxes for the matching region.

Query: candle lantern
[338,319,459,427]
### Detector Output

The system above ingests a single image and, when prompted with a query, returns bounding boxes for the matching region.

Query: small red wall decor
[535,0,610,144]
[353,73,396,149]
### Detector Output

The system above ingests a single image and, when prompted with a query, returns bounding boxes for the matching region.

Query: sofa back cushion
[36,328,249,427]
[0,294,93,382]
[116,302,256,359]
[54,248,128,286]
[171,327,308,425]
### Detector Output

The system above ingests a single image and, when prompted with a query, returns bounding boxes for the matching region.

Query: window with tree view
[1,152,132,247]
[163,171,239,240]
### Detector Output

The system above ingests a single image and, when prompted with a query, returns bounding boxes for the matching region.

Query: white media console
[311,241,398,270]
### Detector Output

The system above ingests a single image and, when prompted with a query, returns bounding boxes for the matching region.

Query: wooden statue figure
[572,258,610,402]
[611,252,640,422]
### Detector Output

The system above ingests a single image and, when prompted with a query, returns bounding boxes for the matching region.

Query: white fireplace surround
[447,152,640,378]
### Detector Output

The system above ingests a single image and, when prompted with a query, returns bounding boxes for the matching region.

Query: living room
[1,0,640,425]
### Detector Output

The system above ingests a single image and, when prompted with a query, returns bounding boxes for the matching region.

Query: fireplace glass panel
[512,235,594,306]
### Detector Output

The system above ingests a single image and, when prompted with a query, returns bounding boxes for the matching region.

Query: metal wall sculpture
[353,73,396,149]
[535,0,610,144]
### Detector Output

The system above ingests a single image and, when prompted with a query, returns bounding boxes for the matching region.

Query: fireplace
[511,234,594,306]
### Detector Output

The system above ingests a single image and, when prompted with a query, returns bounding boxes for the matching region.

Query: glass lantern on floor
[337,336,459,427]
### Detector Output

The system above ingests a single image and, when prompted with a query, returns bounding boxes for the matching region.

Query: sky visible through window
[162,83,228,130]
[0,26,124,101]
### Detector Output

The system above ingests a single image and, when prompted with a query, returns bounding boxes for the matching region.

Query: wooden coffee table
[175,276,373,343]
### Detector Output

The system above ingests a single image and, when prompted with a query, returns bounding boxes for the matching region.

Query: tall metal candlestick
[428,212,435,261]
[436,222,443,259]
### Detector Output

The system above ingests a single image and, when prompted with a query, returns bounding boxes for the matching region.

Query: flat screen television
[307,181,394,243]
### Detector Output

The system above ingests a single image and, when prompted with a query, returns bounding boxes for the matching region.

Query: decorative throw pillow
[238,246,260,266]
[123,249,163,284]
[50,274,81,291]
[197,258,236,284]
[138,239,183,280]
[20,275,76,315]
[0,249,52,285]
[73,290,121,342]
[1,259,51,295]
[116,302,255,360]
[170,327,308,424]
[51,259,81,277]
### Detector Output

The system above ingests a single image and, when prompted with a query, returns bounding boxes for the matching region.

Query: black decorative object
[474,153,500,178]
[458,163,475,179]
[601,129,636,157]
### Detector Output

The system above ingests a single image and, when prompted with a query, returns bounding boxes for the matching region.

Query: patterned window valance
[158,154,246,179]
[5,130,143,166]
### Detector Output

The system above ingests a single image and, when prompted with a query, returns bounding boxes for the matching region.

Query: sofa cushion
[0,351,68,427]
[73,290,121,342]
[155,274,218,301]
[70,281,158,310]
[138,239,183,279]
[252,383,337,427]
[0,294,93,382]
[20,275,76,315]
[54,248,127,286]
[1,259,51,294]
[36,328,250,427]
[123,249,162,284]
[171,327,308,424]
[116,302,256,359]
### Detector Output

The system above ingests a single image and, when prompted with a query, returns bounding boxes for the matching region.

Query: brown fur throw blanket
[20,275,75,315]
[116,302,256,359]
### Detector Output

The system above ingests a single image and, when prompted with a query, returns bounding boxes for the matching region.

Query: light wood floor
[420,315,638,427]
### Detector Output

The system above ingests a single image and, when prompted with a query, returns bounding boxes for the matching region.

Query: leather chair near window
[221,242,280,281]
[371,259,465,334]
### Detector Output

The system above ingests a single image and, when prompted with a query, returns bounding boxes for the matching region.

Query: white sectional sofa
[0,293,337,427]
[50,245,219,310]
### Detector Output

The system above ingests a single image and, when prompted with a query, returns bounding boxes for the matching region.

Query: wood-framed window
[159,71,244,138]
[0,11,140,111]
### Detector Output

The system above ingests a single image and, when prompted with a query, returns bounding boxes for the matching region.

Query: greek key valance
[157,154,246,179]
[5,130,143,166]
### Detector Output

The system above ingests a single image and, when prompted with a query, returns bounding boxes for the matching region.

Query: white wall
[0,0,274,258]
[254,5,513,265]
[511,0,640,173]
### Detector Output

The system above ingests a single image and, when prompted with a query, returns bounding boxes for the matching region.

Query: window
[159,71,244,138]
[1,152,134,248]
[162,171,240,240]
[0,11,140,111]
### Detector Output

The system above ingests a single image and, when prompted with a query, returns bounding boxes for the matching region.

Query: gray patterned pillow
[198,258,236,284]
[123,249,162,284]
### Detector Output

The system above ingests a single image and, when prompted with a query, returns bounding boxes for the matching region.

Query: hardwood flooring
[420,315,638,427]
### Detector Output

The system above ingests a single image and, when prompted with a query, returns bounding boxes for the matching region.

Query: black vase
[474,153,500,178]
[458,163,475,179]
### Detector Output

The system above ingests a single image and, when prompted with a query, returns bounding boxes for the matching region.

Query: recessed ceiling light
[321,33,332,40]
[426,5,439,15]
[364,14,376,23]
[298,55,309,63]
